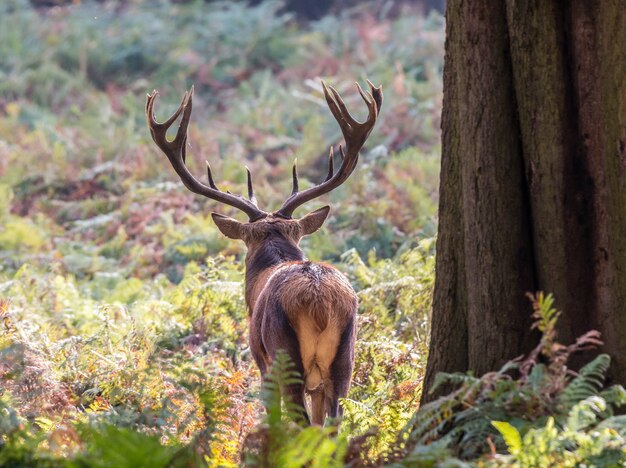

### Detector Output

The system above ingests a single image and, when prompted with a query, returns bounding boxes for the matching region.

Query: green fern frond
[559,354,610,411]
[597,415,626,431]
[399,395,459,445]
[429,372,479,395]
[566,396,606,431]
[447,414,497,459]
[530,292,560,334]
[261,350,306,427]
[600,385,626,409]
[274,426,348,468]
[393,439,464,467]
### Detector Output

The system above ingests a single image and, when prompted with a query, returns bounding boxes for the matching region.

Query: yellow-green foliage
[0,186,48,253]
[0,241,434,465]
[0,217,48,252]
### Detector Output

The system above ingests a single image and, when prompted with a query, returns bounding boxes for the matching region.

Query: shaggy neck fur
[244,225,305,311]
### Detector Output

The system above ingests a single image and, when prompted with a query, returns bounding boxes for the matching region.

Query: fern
[274,426,349,468]
[241,351,356,467]
[429,372,480,396]
[386,292,626,465]
[491,421,522,455]
[389,439,464,467]
[558,354,611,412]
[599,384,626,409]
[597,415,626,431]
[565,396,606,431]
[261,350,306,425]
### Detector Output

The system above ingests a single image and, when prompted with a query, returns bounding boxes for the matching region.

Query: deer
[146,80,382,426]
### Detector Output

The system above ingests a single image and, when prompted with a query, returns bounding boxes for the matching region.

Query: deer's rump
[251,261,357,392]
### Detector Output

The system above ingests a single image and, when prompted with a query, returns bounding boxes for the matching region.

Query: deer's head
[145,81,383,261]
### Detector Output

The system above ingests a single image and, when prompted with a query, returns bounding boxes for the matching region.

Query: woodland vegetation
[1,0,625,466]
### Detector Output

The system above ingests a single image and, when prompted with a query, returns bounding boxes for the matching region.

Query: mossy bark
[423,0,626,402]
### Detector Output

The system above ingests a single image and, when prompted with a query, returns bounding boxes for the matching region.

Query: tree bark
[423,0,626,402]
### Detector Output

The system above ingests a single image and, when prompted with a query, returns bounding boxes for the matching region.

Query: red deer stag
[146,81,382,426]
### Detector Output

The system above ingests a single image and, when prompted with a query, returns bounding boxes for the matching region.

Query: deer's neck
[244,234,305,313]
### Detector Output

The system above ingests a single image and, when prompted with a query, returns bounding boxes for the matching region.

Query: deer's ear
[211,213,244,240]
[299,206,330,236]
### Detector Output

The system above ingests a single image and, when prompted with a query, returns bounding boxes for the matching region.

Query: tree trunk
[423,0,626,402]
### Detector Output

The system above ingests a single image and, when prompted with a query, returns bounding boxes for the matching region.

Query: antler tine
[245,166,258,206]
[324,82,358,130]
[147,89,187,132]
[325,147,334,182]
[146,88,267,221]
[366,79,383,111]
[276,80,383,218]
[291,158,299,195]
[206,161,218,189]
[339,145,346,161]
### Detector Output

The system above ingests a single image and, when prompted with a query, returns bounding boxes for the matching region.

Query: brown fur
[278,262,356,332]
[243,217,303,243]
[277,263,356,402]
[213,211,357,426]
[245,266,279,313]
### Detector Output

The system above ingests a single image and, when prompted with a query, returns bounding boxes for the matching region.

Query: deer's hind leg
[261,298,309,424]
[328,315,356,421]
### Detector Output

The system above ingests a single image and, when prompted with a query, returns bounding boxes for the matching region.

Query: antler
[276,80,383,219]
[146,87,267,221]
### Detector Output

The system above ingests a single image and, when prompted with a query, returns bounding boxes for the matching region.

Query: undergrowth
[383,293,626,466]
[239,293,626,467]
[4,280,625,467]
[0,243,434,466]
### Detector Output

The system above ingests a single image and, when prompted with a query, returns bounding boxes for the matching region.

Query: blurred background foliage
[0,0,443,276]
[0,0,443,465]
